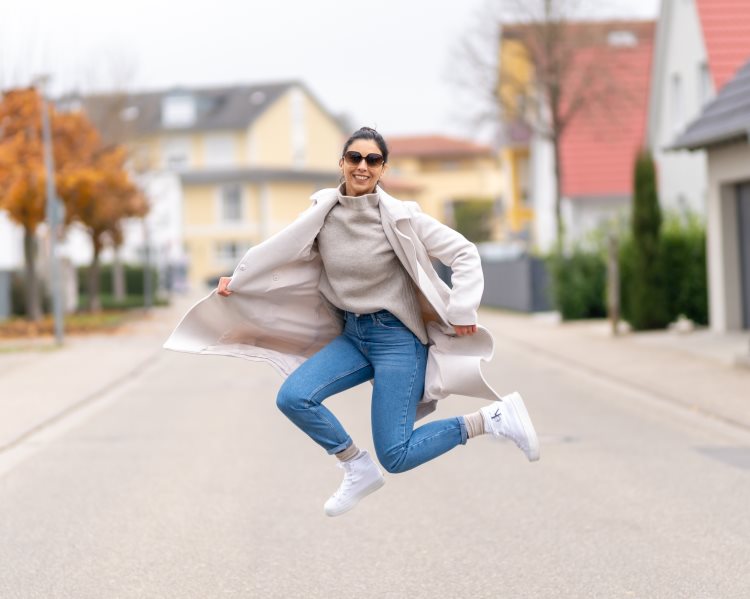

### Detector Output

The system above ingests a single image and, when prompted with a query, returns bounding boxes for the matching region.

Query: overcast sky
[2,0,660,138]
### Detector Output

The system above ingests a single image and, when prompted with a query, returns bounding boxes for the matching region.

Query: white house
[647,0,750,215]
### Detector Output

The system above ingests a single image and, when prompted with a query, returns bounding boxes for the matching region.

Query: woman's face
[339,139,388,197]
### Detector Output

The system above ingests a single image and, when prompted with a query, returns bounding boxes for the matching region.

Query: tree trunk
[113,247,126,302]
[552,132,565,254]
[87,235,102,313]
[23,227,42,322]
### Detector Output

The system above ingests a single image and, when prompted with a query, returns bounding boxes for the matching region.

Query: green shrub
[628,150,670,330]
[547,249,607,320]
[452,199,495,243]
[620,212,707,327]
[77,264,158,296]
[77,294,169,310]
[10,271,51,317]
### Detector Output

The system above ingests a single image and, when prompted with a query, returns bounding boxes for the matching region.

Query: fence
[434,255,552,313]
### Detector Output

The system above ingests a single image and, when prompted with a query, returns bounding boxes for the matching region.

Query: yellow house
[79,82,347,286]
[497,29,535,239]
[384,135,503,239]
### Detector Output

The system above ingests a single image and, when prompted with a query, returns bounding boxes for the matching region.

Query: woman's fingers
[452,324,477,336]
[217,276,233,296]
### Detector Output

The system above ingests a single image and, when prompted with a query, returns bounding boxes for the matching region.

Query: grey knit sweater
[316,188,428,343]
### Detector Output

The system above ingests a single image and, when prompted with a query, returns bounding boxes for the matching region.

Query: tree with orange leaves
[0,87,147,318]
[0,88,64,321]
[58,145,147,312]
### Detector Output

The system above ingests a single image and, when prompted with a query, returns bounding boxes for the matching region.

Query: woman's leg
[276,334,373,454]
[366,315,467,474]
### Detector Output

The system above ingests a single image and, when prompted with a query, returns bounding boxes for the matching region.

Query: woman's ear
[338,158,344,169]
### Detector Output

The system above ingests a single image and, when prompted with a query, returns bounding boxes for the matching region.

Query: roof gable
[388,135,493,158]
[61,81,344,139]
[672,57,750,150]
[559,21,655,198]
[696,0,750,91]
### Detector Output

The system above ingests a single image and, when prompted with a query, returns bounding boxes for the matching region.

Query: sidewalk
[0,292,200,452]
[481,309,750,430]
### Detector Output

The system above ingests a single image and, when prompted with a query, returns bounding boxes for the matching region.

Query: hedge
[548,213,707,326]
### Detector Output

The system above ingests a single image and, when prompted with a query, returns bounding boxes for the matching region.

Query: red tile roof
[388,135,493,158]
[379,177,424,194]
[696,0,750,90]
[559,21,655,198]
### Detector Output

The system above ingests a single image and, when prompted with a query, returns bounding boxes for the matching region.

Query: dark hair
[342,126,389,164]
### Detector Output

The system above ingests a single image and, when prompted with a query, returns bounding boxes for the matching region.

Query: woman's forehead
[347,139,381,154]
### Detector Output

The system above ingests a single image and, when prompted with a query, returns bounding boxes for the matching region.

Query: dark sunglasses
[343,151,385,167]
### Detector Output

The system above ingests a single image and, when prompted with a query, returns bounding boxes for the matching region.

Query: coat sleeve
[408,204,483,325]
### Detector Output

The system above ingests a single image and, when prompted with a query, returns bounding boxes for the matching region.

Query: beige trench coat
[164,187,502,420]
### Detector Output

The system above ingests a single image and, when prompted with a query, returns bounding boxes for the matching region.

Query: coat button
[239,264,247,271]
[272,273,279,281]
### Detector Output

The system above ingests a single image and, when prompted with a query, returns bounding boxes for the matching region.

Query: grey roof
[179,168,339,185]
[672,58,750,150]
[58,81,345,138]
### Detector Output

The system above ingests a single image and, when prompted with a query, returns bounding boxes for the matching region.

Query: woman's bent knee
[376,446,408,474]
[275,384,306,415]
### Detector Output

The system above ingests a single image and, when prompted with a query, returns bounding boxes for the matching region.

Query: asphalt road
[1,334,749,598]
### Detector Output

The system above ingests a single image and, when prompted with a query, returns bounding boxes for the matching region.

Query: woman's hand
[217,277,233,297]
[452,324,477,336]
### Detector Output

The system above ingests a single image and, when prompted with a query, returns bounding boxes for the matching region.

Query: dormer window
[162,94,196,128]
[607,31,637,47]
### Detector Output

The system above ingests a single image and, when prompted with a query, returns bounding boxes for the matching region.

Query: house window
[162,95,196,128]
[162,136,191,169]
[671,73,684,134]
[698,62,713,108]
[204,134,235,167]
[220,184,243,222]
[607,30,637,47]
[215,241,248,268]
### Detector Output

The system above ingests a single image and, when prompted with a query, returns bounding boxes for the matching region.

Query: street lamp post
[35,75,65,345]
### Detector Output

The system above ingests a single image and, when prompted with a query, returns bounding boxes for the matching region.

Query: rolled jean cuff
[328,437,353,455]
[457,416,468,445]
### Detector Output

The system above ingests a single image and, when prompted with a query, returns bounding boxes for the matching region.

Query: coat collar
[310,186,413,222]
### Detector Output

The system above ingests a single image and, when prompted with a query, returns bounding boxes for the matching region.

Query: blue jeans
[276,310,468,473]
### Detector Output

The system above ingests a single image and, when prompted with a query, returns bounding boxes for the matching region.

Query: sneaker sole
[504,392,540,462]
[324,476,385,517]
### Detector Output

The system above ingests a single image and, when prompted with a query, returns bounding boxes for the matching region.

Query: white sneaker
[481,392,540,462]
[324,450,385,517]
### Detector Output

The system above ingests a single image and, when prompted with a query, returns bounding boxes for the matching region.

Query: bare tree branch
[449,0,651,249]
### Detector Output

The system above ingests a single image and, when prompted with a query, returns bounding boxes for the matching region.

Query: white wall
[563,196,630,246]
[0,211,23,270]
[650,0,712,215]
[530,133,557,252]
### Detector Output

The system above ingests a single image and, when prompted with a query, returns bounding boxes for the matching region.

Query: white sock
[335,444,361,462]
[463,411,486,439]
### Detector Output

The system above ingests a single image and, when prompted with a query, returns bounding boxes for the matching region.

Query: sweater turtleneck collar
[337,183,380,210]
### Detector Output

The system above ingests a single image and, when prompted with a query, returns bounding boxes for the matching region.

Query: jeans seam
[406,424,462,452]
[398,339,420,448]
